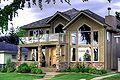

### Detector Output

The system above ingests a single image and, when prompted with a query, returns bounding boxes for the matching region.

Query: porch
[17,44,67,71]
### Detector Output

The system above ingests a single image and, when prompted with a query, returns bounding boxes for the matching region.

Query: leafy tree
[0,0,116,33]
[16,27,26,37]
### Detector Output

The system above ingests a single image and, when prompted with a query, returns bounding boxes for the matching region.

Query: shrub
[31,68,42,74]
[1,68,7,73]
[70,68,79,73]
[29,62,38,69]
[17,63,30,73]
[79,68,85,73]
[100,69,107,74]
[6,59,15,69]
[65,67,71,72]
[7,68,15,73]
[88,68,97,74]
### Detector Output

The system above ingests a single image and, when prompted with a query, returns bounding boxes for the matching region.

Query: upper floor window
[78,24,91,45]
[71,32,76,45]
[29,29,44,37]
[55,24,64,33]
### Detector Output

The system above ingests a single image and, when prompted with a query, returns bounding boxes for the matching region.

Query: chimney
[105,7,117,29]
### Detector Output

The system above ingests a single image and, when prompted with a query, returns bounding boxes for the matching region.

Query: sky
[0,0,120,31]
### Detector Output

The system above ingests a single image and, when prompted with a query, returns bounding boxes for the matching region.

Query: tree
[16,27,26,37]
[0,0,113,33]
[8,27,19,45]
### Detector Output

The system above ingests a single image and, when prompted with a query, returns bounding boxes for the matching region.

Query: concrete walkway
[91,74,117,80]
[39,72,61,80]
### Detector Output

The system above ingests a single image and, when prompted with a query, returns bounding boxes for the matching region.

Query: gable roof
[63,10,105,29]
[21,8,107,29]
[21,8,79,29]
[0,42,28,54]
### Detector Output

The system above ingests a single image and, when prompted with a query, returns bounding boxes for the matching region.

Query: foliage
[8,27,19,45]
[17,63,31,73]
[0,73,44,80]
[16,27,26,37]
[0,0,112,33]
[0,68,7,72]
[31,68,43,74]
[7,68,15,73]
[61,66,107,75]
[6,58,15,69]
[29,62,38,69]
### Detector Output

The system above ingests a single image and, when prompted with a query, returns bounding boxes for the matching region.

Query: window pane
[93,47,98,61]
[78,47,91,61]
[30,31,33,36]
[93,31,98,45]
[71,33,76,45]
[78,32,91,45]
[71,48,76,61]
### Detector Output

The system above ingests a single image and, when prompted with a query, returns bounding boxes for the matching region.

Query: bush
[29,62,38,69]
[70,68,79,73]
[7,68,15,73]
[100,69,107,74]
[1,68,7,73]
[17,63,30,73]
[31,68,42,74]
[6,59,15,68]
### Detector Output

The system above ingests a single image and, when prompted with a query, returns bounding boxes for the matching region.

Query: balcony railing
[19,33,64,44]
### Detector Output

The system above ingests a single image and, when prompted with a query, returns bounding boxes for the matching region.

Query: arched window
[55,24,64,33]
[78,24,91,45]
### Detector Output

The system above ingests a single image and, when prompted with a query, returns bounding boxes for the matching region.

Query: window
[93,31,98,45]
[78,47,91,61]
[93,47,98,61]
[71,48,76,61]
[30,31,33,36]
[78,25,91,45]
[71,33,76,45]
[12,55,17,59]
[107,32,110,41]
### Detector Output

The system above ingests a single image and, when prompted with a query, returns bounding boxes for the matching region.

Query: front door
[48,47,56,67]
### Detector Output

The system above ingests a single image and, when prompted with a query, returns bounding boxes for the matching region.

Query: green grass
[0,73,44,80]
[102,74,120,80]
[49,73,97,80]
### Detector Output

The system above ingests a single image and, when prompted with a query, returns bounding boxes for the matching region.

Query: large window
[70,24,99,62]
[71,33,76,45]
[78,25,91,45]
[78,47,91,61]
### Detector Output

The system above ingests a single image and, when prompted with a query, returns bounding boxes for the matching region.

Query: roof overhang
[63,12,104,30]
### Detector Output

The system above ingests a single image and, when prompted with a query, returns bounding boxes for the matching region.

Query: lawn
[49,73,97,80]
[0,73,44,80]
[102,74,120,80]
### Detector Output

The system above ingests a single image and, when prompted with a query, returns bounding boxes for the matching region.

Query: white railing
[19,33,64,44]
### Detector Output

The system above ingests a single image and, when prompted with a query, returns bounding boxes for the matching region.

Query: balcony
[19,33,64,44]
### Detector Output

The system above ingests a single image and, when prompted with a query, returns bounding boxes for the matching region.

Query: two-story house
[18,8,120,71]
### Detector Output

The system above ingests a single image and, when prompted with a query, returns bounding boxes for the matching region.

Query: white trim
[114,36,120,38]
[47,12,70,23]
[63,12,104,30]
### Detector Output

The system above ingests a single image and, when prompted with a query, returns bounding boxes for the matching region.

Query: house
[0,42,28,68]
[18,8,120,71]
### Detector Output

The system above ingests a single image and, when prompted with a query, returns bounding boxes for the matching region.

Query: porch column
[76,31,78,62]
[18,46,21,61]
[56,45,61,71]
[38,46,42,68]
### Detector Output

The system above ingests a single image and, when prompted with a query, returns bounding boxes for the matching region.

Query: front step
[40,67,56,72]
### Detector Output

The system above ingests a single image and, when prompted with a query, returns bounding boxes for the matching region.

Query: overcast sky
[1,0,120,30]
